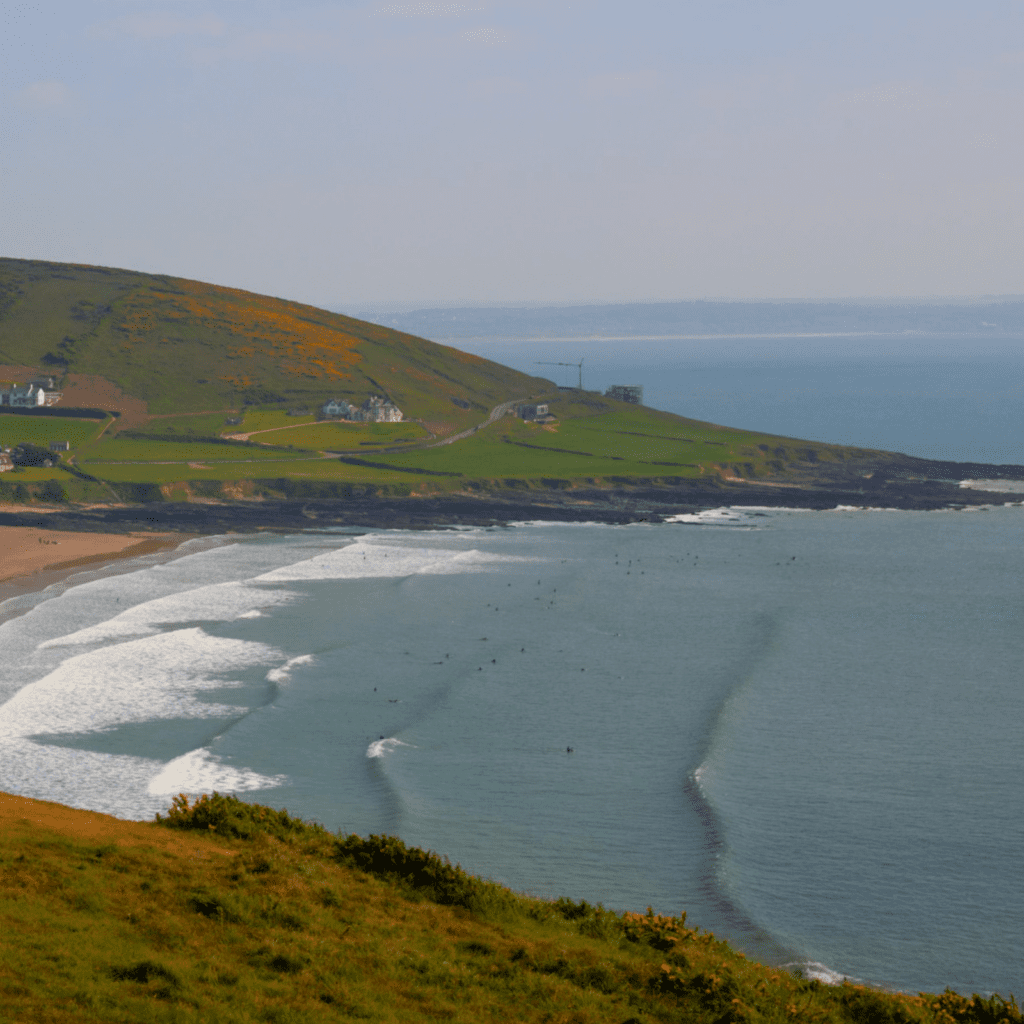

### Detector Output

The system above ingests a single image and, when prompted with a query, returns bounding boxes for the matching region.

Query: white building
[358,396,403,423]
[322,398,357,419]
[1,384,47,408]
[515,402,550,421]
[321,396,403,422]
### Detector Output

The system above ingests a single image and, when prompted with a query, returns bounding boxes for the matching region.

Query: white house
[358,396,403,423]
[322,398,356,419]
[321,396,403,422]
[2,384,47,408]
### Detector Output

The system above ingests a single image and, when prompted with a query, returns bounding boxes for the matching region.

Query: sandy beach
[0,524,198,626]
[0,526,184,585]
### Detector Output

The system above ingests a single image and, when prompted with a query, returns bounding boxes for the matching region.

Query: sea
[2,325,1023,999]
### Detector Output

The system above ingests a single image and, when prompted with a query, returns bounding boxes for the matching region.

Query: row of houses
[0,378,63,408]
[321,395,403,422]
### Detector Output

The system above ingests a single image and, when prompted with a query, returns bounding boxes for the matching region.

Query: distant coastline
[1,463,1022,543]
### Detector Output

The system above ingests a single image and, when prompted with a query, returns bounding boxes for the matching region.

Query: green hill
[0,258,547,422]
[1,790,1019,1024]
[0,258,951,506]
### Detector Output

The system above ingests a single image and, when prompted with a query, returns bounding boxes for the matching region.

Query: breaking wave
[254,539,537,582]
[366,737,412,759]
[147,746,286,797]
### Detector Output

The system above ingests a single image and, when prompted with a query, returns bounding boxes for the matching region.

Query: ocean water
[2,508,1023,997]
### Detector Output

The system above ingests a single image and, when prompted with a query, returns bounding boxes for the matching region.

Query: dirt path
[223,421,314,441]
[425,398,524,447]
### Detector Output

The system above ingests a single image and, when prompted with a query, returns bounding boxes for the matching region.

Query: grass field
[85,458,405,485]
[0,413,109,451]
[139,413,240,436]
[236,409,316,432]
[54,397,880,496]
[0,790,1017,1024]
[368,399,860,483]
[247,421,429,450]
[80,438,307,464]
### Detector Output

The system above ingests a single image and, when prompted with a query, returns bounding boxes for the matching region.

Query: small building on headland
[605,385,643,405]
[514,402,550,421]
[49,441,71,452]
[0,452,13,473]
[321,396,403,423]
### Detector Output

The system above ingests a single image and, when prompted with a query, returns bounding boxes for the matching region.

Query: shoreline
[1,475,1021,538]
[0,529,201,625]
[0,472,1019,616]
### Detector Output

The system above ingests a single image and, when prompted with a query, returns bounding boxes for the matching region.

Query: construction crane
[535,359,584,390]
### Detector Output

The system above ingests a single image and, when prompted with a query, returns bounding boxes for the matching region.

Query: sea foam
[266,654,315,684]
[366,737,411,758]
[254,539,534,582]
[38,581,298,649]
[1,627,282,739]
[147,746,286,796]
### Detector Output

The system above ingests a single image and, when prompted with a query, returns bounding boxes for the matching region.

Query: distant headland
[1,257,1021,522]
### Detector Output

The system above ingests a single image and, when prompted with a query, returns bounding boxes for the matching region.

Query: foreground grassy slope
[0,258,549,420]
[1,792,1018,1024]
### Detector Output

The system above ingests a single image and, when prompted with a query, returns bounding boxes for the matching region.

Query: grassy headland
[1,790,1019,1024]
[2,257,977,508]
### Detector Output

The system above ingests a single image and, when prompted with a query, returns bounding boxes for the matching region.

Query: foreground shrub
[155,792,327,843]
[333,832,519,918]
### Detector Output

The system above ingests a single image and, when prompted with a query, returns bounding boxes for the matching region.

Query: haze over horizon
[4,1,1024,309]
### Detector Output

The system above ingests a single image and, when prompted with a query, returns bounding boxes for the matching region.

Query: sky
[3,1,1024,307]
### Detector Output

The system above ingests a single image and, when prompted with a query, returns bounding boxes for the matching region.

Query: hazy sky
[3,1,1023,306]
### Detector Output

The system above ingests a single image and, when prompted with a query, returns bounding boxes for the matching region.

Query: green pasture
[1,466,73,482]
[137,412,239,436]
[76,400,870,492]
[367,400,856,482]
[0,413,108,450]
[237,408,316,432]
[249,420,429,450]
[87,457,404,485]
[80,437,301,464]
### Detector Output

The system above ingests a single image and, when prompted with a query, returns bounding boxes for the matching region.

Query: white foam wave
[254,540,536,582]
[831,505,900,512]
[366,737,411,758]
[960,479,1024,493]
[0,627,281,739]
[147,746,286,796]
[664,508,752,525]
[266,654,315,684]
[784,961,850,985]
[0,737,172,819]
[38,582,298,649]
